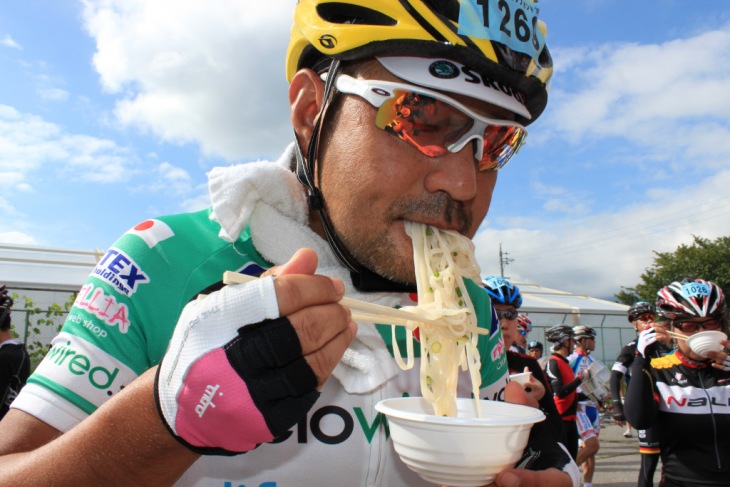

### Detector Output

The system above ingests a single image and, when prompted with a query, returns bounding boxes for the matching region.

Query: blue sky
[1,1,729,300]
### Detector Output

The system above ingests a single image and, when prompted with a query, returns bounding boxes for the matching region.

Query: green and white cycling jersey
[15,208,509,487]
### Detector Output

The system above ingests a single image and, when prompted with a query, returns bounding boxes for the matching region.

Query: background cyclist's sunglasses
[637,314,654,322]
[673,318,722,333]
[333,74,527,172]
[496,309,519,320]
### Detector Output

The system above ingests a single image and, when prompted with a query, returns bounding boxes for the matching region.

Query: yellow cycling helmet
[286,0,553,124]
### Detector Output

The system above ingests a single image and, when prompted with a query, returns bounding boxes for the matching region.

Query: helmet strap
[293,59,416,293]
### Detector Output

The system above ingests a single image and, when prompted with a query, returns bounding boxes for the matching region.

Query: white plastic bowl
[687,330,727,358]
[375,397,545,487]
[508,371,532,385]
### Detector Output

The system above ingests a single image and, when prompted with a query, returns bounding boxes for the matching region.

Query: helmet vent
[317,4,397,26]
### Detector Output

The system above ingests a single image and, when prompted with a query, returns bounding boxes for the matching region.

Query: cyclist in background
[0,285,30,420]
[568,325,602,487]
[529,340,549,369]
[546,325,594,462]
[483,276,563,438]
[513,313,532,354]
[625,278,730,487]
[611,301,666,487]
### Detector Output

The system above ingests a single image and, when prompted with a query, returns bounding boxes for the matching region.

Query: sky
[1,0,729,301]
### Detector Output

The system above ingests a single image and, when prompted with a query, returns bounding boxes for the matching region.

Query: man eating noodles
[0,1,578,486]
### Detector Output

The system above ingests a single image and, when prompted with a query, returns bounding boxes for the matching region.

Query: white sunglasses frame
[330,74,528,169]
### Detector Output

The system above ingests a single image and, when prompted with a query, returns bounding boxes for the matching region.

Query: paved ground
[584,416,661,487]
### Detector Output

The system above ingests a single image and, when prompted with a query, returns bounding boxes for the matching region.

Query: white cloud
[492,25,730,300]
[179,188,212,214]
[1,35,21,49]
[474,171,730,299]
[135,161,195,195]
[546,27,730,171]
[38,87,70,102]
[80,0,296,161]
[0,196,20,217]
[0,104,137,184]
[0,231,37,245]
[159,162,190,184]
[0,171,26,189]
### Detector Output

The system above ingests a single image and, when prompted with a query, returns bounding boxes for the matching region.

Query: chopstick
[664,329,688,341]
[221,271,488,336]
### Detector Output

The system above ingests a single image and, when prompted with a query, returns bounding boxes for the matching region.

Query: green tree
[616,235,730,305]
[11,292,76,370]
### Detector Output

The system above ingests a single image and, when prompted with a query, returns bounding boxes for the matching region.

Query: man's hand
[518,367,545,403]
[707,339,730,371]
[483,383,575,487]
[155,248,357,455]
[490,468,574,487]
[577,368,591,382]
[612,407,626,426]
[636,327,659,357]
[440,382,574,487]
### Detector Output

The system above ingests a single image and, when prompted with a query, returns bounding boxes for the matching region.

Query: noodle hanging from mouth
[391,222,483,417]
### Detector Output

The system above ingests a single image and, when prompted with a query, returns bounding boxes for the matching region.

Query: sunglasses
[496,308,519,320]
[519,330,528,335]
[636,314,654,322]
[673,318,722,334]
[332,74,528,172]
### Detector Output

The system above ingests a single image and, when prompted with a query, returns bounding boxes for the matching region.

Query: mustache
[390,192,471,233]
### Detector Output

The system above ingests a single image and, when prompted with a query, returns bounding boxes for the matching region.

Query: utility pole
[499,243,514,278]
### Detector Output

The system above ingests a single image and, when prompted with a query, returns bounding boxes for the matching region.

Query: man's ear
[289,69,326,149]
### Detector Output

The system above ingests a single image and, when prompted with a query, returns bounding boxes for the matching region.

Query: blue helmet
[482,275,522,309]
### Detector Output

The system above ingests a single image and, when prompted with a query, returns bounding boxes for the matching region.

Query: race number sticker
[681,281,711,297]
[485,275,510,289]
[458,0,545,60]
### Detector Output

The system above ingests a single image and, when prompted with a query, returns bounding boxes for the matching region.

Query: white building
[1,243,633,363]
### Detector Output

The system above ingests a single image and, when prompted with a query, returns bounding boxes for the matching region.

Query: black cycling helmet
[482,275,522,308]
[572,325,596,340]
[545,325,574,343]
[528,340,543,351]
[628,301,654,323]
[656,278,726,321]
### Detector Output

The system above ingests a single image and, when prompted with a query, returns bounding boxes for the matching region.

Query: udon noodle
[392,221,483,417]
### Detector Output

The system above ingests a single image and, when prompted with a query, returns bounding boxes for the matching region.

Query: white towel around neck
[207,144,401,393]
